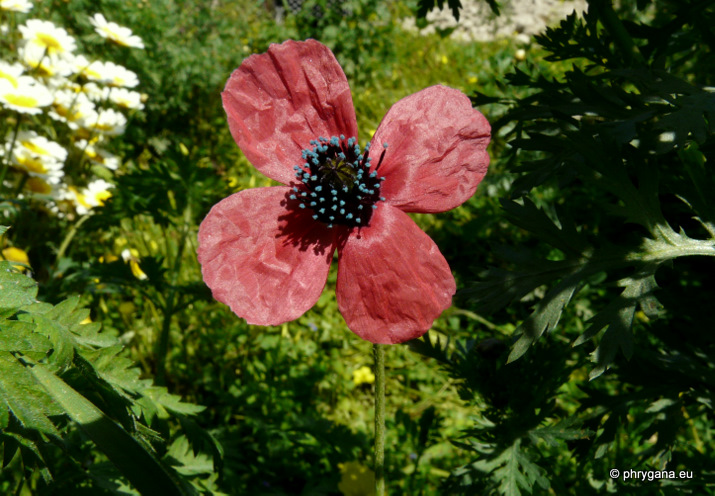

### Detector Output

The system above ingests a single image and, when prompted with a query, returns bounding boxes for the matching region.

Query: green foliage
[430,0,715,494]
[410,333,590,495]
[0,255,216,494]
[277,0,400,85]
[469,0,715,375]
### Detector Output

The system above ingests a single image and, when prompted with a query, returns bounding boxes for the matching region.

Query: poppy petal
[372,85,490,213]
[198,187,338,325]
[336,204,456,344]
[222,39,359,185]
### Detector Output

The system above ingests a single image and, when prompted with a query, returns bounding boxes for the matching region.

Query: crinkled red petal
[336,204,456,344]
[222,39,359,185]
[371,85,491,213]
[198,187,338,325]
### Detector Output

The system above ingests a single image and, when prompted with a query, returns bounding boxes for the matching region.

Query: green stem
[54,214,90,269]
[155,195,193,385]
[374,343,386,496]
[0,115,23,195]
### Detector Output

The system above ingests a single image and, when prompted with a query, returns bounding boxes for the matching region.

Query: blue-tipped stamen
[286,136,388,228]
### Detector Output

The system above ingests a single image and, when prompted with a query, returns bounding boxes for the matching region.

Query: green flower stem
[54,214,91,269]
[374,343,386,496]
[0,114,23,194]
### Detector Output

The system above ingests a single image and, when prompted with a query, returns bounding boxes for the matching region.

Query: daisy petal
[222,39,358,185]
[372,85,491,213]
[198,187,338,325]
[336,204,456,344]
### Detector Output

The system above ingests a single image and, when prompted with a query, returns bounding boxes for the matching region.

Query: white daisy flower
[0,61,24,87]
[24,176,61,197]
[5,131,67,184]
[42,74,72,91]
[13,130,68,161]
[75,139,121,170]
[89,13,144,49]
[79,107,127,136]
[0,76,53,114]
[19,19,76,56]
[48,88,95,128]
[1,0,33,13]
[83,60,139,88]
[19,42,73,77]
[63,179,113,215]
[72,82,109,102]
[85,178,113,205]
[65,53,92,77]
[107,87,144,110]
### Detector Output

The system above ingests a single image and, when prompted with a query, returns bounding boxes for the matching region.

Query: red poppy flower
[198,39,490,344]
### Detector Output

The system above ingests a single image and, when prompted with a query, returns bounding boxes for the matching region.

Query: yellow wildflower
[338,462,375,496]
[352,366,375,386]
[2,246,30,271]
[121,248,148,280]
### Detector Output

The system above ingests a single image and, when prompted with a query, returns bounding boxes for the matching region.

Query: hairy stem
[374,343,386,496]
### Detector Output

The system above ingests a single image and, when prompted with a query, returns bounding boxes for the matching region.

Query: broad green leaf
[528,418,593,447]
[492,440,550,496]
[582,270,659,379]
[30,362,192,496]
[30,314,75,373]
[165,436,214,477]
[78,346,149,398]
[0,320,51,360]
[73,321,116,348]
[45,295,82,327]
[500,198,589,257]
[0,396,7,430]
[0,261,38,318]
[0,352,62,438]
[508,274,582,363]
[143,387,205,417]
[2,430,53,483]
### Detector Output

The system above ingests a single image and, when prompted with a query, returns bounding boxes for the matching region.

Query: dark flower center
[288,135,387,228]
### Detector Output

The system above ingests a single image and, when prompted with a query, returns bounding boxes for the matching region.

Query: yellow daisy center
[16,155,47,174]
[0,73,19,88]
[36,33,63,52]
[21,140,49,155]
[94,190,112,205]
[69,186,91,208]
[5,94,38,108]
[26,177,53,194]
[84,68,101,79]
